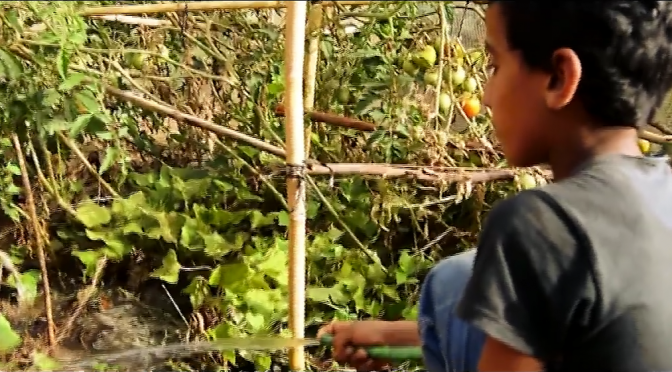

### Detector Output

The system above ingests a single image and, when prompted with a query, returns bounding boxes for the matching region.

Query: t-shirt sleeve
[455,190,595,361]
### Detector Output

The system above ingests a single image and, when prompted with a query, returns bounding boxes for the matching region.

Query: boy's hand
[317,320,400,371]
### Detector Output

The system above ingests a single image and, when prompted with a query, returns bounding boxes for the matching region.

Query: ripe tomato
[461,98,481,119]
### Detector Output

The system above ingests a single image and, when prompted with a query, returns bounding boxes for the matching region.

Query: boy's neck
[548,127,641,181]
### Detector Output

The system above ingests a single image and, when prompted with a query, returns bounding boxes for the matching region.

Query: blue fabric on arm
[418,250,486,372]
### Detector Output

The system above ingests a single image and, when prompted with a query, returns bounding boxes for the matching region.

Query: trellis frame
[81,1,329,370]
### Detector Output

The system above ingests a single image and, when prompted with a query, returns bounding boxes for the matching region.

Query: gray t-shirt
[456,154,672,372]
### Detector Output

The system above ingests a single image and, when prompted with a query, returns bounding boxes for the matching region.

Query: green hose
[319,334,424,360]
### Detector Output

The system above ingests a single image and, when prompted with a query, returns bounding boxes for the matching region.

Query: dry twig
[105,86,288,158]
[56,257,107,344]
[0,250,27,305]
[57,133,120,199]
[10,134,57,352]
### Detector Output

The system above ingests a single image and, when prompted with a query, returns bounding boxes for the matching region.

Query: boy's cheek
[482,79,494,109]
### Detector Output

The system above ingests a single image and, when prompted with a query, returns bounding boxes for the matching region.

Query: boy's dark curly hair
[490,1,672,127]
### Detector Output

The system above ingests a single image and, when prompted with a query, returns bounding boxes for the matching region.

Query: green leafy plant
[0,2,532,371]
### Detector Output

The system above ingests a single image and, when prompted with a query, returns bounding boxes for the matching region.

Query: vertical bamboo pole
[284,2,308,371]
[303,2,323,157]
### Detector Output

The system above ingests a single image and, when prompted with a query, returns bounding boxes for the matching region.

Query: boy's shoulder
[472,156,672,368]
[484,155,672,256]
[537,155,672,226]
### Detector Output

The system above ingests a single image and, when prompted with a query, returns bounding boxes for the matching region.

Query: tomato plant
[0,2,527,372]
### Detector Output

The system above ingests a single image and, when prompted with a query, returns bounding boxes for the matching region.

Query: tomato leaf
[75,202,111,228]
[69,114,93,136]
[99,147,119,175]
[150,249,182,284]
[59,72,88,91]
[0,314,21,352]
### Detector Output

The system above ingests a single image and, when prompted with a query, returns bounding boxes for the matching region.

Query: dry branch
[275,104,376,132]
[104,86,288,158]
[0,250,27,306]
[56,257,106,345]
[10,134,56,352]
[57,133,120,199]
[80,1,374,16]
[106,86,544,184]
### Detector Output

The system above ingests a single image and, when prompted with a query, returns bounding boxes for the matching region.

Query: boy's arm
[455,190,595,370]
[478,336,542,371]
[384,320,422,346]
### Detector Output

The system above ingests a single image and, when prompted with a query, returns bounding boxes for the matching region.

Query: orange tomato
[461,98,481,119]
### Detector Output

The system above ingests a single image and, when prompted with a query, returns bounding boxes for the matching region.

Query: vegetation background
[0,1,620,371]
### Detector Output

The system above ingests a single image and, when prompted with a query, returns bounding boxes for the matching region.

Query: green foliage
[0,1,522,371]
[0,314,21,353]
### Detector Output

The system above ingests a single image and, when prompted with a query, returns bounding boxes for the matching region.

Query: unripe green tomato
[337,87,350,104]
[128,53,147,70]
[463,77,478,93]
[433,38,442,54]
[424,70,440,86]
[518,173,537,190]
[413,46,437,69]
[403,59,419,75]
[438,93,452,113]
[452,66,466,86]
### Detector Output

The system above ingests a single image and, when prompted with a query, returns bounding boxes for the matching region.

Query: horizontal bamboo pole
[80,1,374,16]
[90,15,171,26]
[301,163,550,183]
[275,104,376,132]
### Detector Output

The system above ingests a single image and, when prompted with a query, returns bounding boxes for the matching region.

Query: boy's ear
[545,48,582,110]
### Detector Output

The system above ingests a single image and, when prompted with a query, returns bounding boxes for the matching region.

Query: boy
[318,2,672,371]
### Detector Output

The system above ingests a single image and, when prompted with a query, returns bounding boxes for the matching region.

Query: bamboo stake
[80,1,373,16]
[303,2,323,157]
[284,2,308,370]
